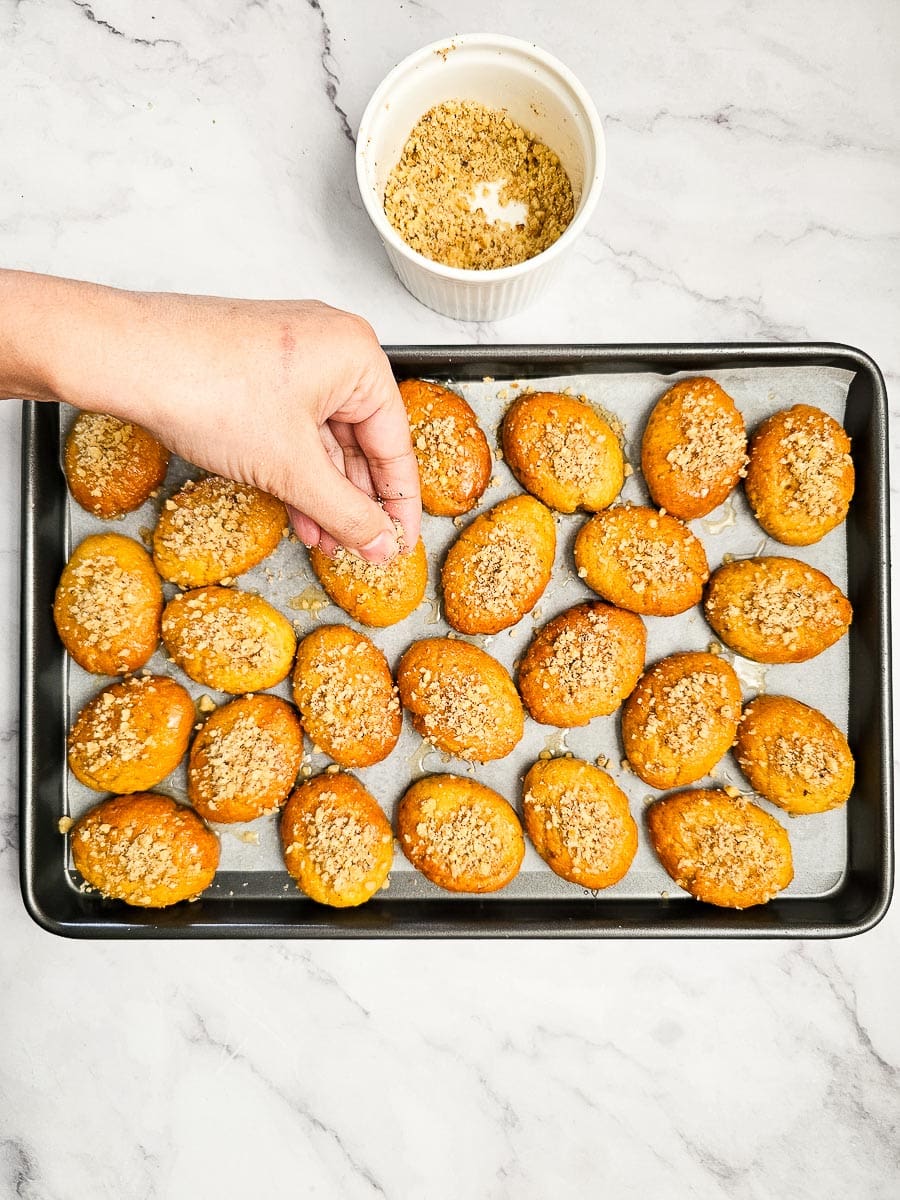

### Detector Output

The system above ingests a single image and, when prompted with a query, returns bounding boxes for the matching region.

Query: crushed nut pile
[383,99,574,269]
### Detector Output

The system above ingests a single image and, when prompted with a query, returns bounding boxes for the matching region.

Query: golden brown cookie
[641,377,747,520]
[399,378,491,516]
[309,539,428,628]
[704,556,852,664]
[398,774,524,893]
[54,533,163,675]
[745,404,854,545]
[187,694,304,823]
[518,601,646,726]
[522,757,637,889]
[68,675,194,794]
[63,412,169,518]
[621,651,742,788]
[292,625,401,768]
[397,637,524,762]
[647,789,794,909]
[161,586,296,693]
[735,694,854,814]
[152,475,286,586]
[573,505,709,616]
[71,792,219,907]
[501,391,625,513]
[281,772,393,907]
[441,494,556,634]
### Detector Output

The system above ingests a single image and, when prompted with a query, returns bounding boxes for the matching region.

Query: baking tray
[19,343,893,938]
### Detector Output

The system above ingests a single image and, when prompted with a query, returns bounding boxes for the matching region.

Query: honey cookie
[574,505,709,617]
[735,694,854,814]
[152,474,286,587]
[161,586,296,693]
[54,533,163,675]
[501,391,625,513]
[647,789,794,909]
[64,411,169,518]
[309,538,428,628]
[188,694,304,823]
[68,675,194,794]
[704,556,852,663]
[518,601,646,726]
[745,404,854,545]
[399,378,491,516]
[397,637,524,762]
[398,774,524,893]
[441,494,555,634]
[522,757,637,889]
[621,651,741,788]
[292,625,401,768]
[281,772,393,907]
[71,792,219,908]
[641,377,747,520]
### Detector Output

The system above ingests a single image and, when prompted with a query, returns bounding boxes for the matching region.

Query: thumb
[287,438,400,562]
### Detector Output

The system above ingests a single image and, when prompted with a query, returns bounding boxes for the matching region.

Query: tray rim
[19,340,894,940]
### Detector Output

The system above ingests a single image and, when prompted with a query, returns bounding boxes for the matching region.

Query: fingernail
[359,530,399,563]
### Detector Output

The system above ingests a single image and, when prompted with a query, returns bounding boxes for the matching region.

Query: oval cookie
[641,377,747,520]
[522,757,637,889]
[152,474,286,586]
[647,789,794,909]
[309,538,428,628]
[399,378,491,516]
[161,586,296,693]
[71,792,219,908]
[398,774,524,893]
[574,505,709,616]
[501,391,625,513]
[68,675,194,794]
[745,404,854,545]
[704,556,852,663]
[735,694,854,814]
[621,651,741,788]
[54,533,163,675]
[441,494,555,634]
[188,694,304,823]
[281,772,393,907]
[64,412,169,518]
[518,601,646,726]
[397,637,524,762]
[292,624,401,768]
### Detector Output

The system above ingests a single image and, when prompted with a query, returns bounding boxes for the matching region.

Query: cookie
[399,378,491,516]
[188,694,304,823]
[641,377,747,520]
[574,505,709,616]
[281,772,393,907]
[517,601,646,726]
[54,533,163,675]
[647,789,794,909]
[441,494,555,634]
[501,391,624,513]
[398,774,524,893]
[704,556,852,663]
[522,757,637,889]
[735,694,854,814]
[292,624,401,768]
[63,412,169,518]
[309,538,428,627]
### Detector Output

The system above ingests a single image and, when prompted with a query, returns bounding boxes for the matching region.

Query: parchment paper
[61,362,856,902]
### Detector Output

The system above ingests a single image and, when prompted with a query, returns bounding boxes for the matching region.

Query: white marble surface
[1,1,899,1196]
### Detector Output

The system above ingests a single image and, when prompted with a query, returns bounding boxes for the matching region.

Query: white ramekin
[356,34,605,323]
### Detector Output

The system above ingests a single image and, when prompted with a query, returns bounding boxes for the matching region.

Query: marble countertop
[2,1,898,1196]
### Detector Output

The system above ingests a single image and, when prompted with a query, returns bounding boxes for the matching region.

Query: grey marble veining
[1,2,899,1197]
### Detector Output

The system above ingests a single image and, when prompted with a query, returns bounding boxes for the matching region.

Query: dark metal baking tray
[19,343,893,938]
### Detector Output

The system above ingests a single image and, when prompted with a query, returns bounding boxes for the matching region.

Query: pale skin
[0,269,421,561]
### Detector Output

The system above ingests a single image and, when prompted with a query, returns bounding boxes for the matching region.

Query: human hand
[2,273,421,561]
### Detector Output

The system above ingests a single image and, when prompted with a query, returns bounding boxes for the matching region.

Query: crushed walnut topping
[411,795,506,880]
[454,523,543,619]
[638,669,737,762]
[302,642,400,751]
[674,797,783,898]
[768,734,840,784]
[290,794,388,893]
[527,786,626,876]
[68,413,140,498]
[532,417,609,486]
[409,666,498,758]
[59,554,146,653]
[174,593,277,666]
[76,810,204,903]
[69,677,161,772]
[540,609,617,701]
[715,568,844,647]
[598,518,702,596]
[664,386,747,493]
[777,411,852,521]
[155,476,272,568]
[193,712,295,810]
